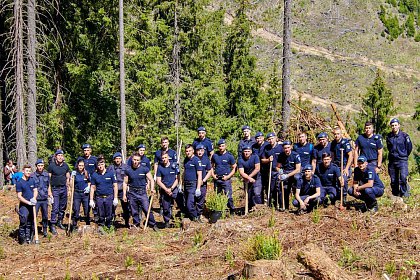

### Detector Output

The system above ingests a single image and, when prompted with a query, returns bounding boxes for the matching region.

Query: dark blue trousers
[388,160,410,197]
[184,181,198,219]
[342,168,351,196]
[292,195,321,211]
[215,179,234,210]
[128,188,156,227]
[97,194,113,227]
[116,189,130,225]
[245,175,263,209]
[195,184,207,216]
[36,200,48,227]
[320,186,339,204]
[72,191,90,225]
[278,174,298,210]
[18,203,33,243]
[348,186,384,208]
[160,187,179,223]
[51,185,67,224]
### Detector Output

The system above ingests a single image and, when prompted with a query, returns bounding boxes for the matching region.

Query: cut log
[297,243,353,280]
[242,260,293,279]
[394,227,418,241]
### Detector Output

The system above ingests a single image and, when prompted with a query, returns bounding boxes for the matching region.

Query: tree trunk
[172,1,181,148]
[281,0,292,138]
[14,0,27,169]
[0,96,4,187]
[27,0,37,167]
[119,0,126,159]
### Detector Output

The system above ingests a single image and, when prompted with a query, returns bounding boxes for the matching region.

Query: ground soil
[0,178,419,279]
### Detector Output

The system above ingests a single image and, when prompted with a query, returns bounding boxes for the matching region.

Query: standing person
[292,165,321,214]
[261,133,284,207]
[4,159,17,185]
[330,127,353,203]
[311,132,331,173]
[71,159,91,230]
[354,121,383,172]
[107,152,130,227]
[153,136,177,176]
[276,140,302,210]
[293,132,313,168]
[348,156,384,212]
[127,144,151,170]
[183,144,203,221]
[386,118,413,198]
[90,158,118,230]
[76,144,97,175]
[212,139,236,213]
[16,165,38,244]
[123,153,158,230]
[195,144,213,220]
[238,125,256,160]
[156,152,179,228]
[192,126,214,158]
[238,145,262,210]
[32,159,49,237]
[252,132,269,200]
[315,153,343,206]
[47,149,70,235]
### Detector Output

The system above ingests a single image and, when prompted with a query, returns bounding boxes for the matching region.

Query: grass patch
[225,246,234,266]
[338,246,361,270]
[268,207,275,228]
[125,255,134,269]
[244,232,282,261]
[311,208,321,224]
[193,230,203,248]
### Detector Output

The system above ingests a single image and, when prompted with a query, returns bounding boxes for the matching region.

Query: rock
[242,260,293,279]
[391,196,408,211]
[181,218,191,231]
[78,225,96,235]
[394,227,418,241]
[0,216,12,224]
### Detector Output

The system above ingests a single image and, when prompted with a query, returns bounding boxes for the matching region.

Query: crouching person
[16,165,38,244]
[348,156,384,213]
[292,165,321,214]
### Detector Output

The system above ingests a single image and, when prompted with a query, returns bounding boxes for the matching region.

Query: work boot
[368,202,378,213]
[50,224,58,235]
[193,217,203,223]
[57,220,66,230]
[42,226,48,237]
[152,225,159,232]
[164,221,170,228]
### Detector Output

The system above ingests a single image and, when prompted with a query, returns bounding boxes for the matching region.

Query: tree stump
[242,260,293,279]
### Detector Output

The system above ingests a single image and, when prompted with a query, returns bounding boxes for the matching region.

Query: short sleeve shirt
[16,177,37,201]
[48,160,70,186]
[157,163,179,187]
[263,144,284,172]
[238,154,260,178]
[297,175,321,196]
[211,151,236,176]
[277,151,301,173]
[315,163,341,187]
[125,166,150,188]
[355,134,383,161]
[183,156,203,182]
[353,166,384,189]
[330,138,352,166]
[91,171,116,196]
[311,142,331,165]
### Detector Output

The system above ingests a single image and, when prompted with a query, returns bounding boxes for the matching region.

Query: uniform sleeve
[16,182,22,193]
[334,165,341,178]
[196,159,203,171]
[355,136,361,148]
[205,160,212,171]
[295,153,301,164]
[366,167,375,181]
[237,159,244,169]
[229,154,236,165]
[314,176,322,188]
[65,163,70,173]
[154,151,159,164]
[208,140,214,153]
[406,134,413,155]
[156,166,162,177]
[345,139,352,153]
[376,135,384,149]
[90,174,97,186]
[47,164,53,173]
[111,173,117,183]
[253,155,260,164]
[296,178,302,189]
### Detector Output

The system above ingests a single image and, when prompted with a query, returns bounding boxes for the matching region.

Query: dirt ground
[0,177,419,280]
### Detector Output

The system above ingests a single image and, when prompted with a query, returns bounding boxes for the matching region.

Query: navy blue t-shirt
[330,138,352,166]
[277,151,301,172]
[157,163,179,187]
[315,163,341,187]
[183,156,202,182]
[16,177,37,201]
[32,171,49,200]
[125,166,150,188]
[212,151,236,176]
[238,154,260,178]
[238,137,256,160]
[74,171,90,192]
[252,141,269,158]
[126,155,151,170]
[198,156,212,181]
[91,171,116,196]
[154,149,177,164]
[311,142,331,165]
[76,155,97,175]
[353,166,384,189]
[355,134,383,162]
[192,138,214,157]
[263,144,284,172]
[297,175,322,196]
[293,142,313,167]
[48,160,70,186]
[107,163,128,190]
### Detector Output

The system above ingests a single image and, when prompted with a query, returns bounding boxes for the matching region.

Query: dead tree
[119,0,126,158]
[281,0,292,138]
[172,0,181,148]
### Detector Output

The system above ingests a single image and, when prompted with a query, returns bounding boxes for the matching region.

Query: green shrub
[206,191,229,212]
[244,233,282,261]
[338,246,361,270]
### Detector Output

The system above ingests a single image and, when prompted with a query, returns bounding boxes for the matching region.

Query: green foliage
[268,207,276,227]
[311,207,321,224]
[338,246,361,270]
[384,261,397,276]
[225,246,234,266]
[0,246,5,260]
[206,191,229,212]
[379,1,419,41]
[244,232,282,261]
[136,263,144,276]
[193,230,203,247]
[124,255,134,269]
[405,13,416,36]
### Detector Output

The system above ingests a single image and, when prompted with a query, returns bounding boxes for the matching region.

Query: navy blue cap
[282,140,292,146]
[266,132,276,138]
[390,118,399,125]
[113,152,122,159]
[137,144,146,149]
[255,132,263,138]
[197,126,206,132]
[217,139,226,145]
[243,145,252,151]
[357,155,367,163]
[82,143,91,149]
[303,165,312,171]
[242,125,251,131]
[55,149,64,155]
[317,132,328,139]
[35,159,44,165]
[195,144,205,150]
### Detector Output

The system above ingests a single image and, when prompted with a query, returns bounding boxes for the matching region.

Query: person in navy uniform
[123,153,158,230]
[47,149,70,235]
[315,153,343,206]
[238,145,262,210]
[90,158,118,230]
[127,144,152,170]
[293,131,313,168]
[16,165,38,244]
[261,132,284,207]
[238,125,256,160]
[212,139,236,213]
[71,159,91,230]
[183,144,203,221]
[386,118,413,198]
[252,132,269,200]
[293,165,321,214]
[192,126,214,158]
[354,121,383,172]
[156,152,179,228]
[153,136,177,177]
[330,127,353,203]
[311,132,331,173]
[195,144,213,220]
[107,152,130,227]
[348,156,384,212]
[32,159,49,237]
[276,140,302,210]
[76,144,97,175]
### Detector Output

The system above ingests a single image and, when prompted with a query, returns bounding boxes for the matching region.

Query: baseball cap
[197,126,206,132]
[113,152,122,159]
[390,118,399,125]
[35,159,44,165]
[282,140,292,146]
[255,132,263,138]
[266,132,276,139]
[195,144,205,150]
[55,149,64,155]
[357,155,367,163]
[317,132,328,139]
[217,139,226,145]
[303,165,312,171]
[137,144,146,149]
[243,145,252,151]
[82,143,91,149]
[242,125,251,131]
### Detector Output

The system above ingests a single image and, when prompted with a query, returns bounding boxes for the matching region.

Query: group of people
[13,118,412,244]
